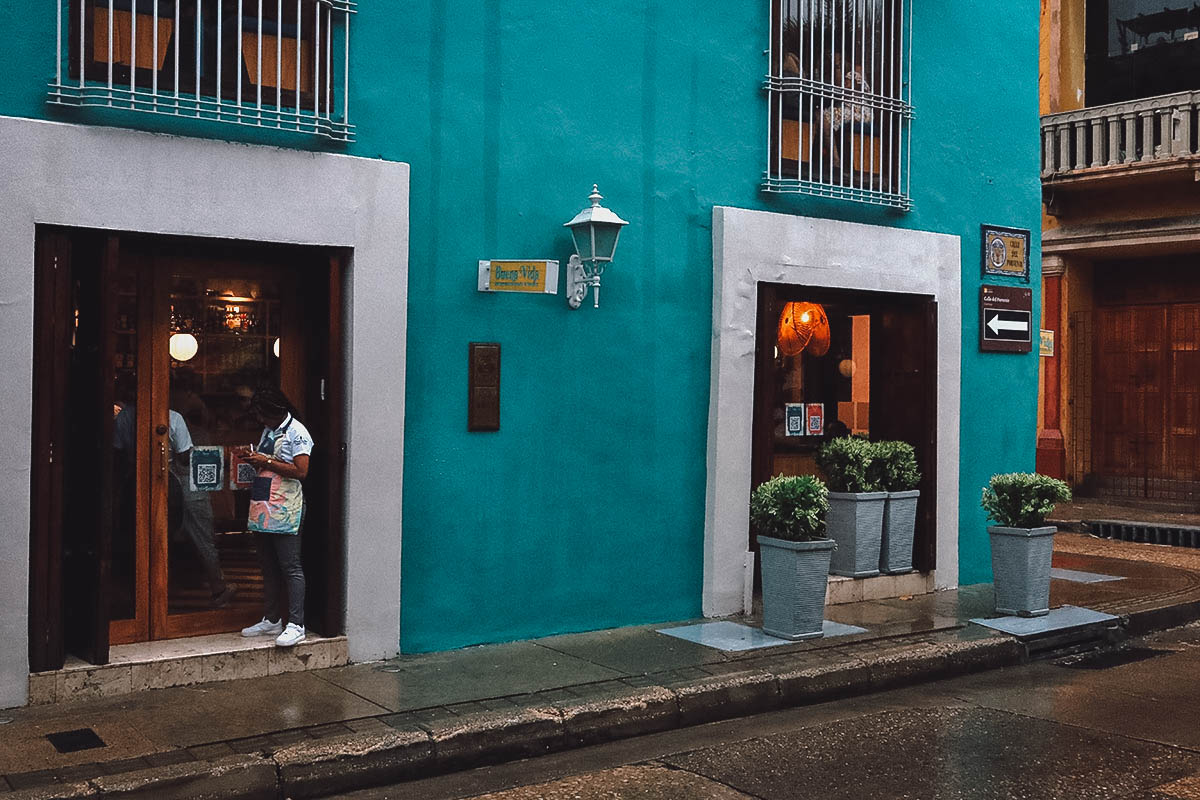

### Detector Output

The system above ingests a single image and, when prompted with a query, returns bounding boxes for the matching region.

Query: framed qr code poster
[189,446,225,492]
[784,403,806,436]
[806,404,824,436]
[229,449,258,490]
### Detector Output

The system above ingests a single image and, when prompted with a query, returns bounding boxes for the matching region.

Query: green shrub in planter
[981,473,1071,529]
[750,474,830,542]
[873,441,920,492]
[816,436,882,493]
[981,472,1072,617]
[818,437,885,577]
[874,441,921,575]
[751,474,833,641]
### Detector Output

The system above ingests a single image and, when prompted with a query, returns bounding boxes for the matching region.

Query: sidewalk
[4,532,1200,799]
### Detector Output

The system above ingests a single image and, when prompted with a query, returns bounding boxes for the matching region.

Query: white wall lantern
[563,185,628,309]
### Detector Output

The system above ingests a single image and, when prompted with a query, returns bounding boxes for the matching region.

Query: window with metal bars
[764,0,912,209]
[50,0,353,141]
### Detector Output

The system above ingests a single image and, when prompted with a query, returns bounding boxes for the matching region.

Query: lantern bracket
[566,254,603,309]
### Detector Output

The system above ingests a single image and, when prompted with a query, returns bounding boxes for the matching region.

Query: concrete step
[29,632,349,704]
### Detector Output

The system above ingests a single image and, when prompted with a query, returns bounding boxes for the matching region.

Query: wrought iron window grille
[764,0,913,210]
[48,0,355,142]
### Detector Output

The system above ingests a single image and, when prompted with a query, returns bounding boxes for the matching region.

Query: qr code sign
[197,464,219,485]
[237,463,257,483]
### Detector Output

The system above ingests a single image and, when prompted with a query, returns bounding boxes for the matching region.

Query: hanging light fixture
[169,333,199,362]
[777,302,830,357]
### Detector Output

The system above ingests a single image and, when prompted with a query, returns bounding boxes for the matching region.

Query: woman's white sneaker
[241,618,283,637]
[275,623,306,647]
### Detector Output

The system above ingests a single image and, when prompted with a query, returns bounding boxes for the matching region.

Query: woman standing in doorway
[239,387,314,647]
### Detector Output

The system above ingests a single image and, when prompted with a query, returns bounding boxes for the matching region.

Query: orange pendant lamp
[777,301,831,357]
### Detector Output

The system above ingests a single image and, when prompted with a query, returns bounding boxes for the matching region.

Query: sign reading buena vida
[478,260,560,294]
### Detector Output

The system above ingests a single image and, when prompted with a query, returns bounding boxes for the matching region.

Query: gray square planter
[758,536,835,640]
[880,490,920,574]
[989,525,1056,617]
[826,491,887,577]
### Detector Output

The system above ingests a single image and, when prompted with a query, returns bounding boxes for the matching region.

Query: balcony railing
[48,0,354,142]
[1042,91,1200,180]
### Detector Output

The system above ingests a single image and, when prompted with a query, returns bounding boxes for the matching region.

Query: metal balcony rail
[1042,91,1200,179]
[48,0,354,141]
[763,0,913,211]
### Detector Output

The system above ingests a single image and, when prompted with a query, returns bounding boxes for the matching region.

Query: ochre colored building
[1039,0,1200,502]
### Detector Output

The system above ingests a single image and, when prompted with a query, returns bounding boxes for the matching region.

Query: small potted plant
[875,440,921,575]
[981,473,1072,617]
[816,437,886,577]
[750,474,834,640]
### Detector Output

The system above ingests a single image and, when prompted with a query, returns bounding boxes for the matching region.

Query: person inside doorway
[239,387,313,648]
[170,371,238,609]
[113,381,236,609]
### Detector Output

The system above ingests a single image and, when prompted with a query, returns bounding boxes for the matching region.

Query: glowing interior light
[169,333,198,362]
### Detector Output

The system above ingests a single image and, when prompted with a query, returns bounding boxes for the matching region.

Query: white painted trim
[0,116,409,707]
[705,206,961,617]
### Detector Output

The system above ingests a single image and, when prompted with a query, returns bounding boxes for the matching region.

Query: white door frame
[704,206,962,616]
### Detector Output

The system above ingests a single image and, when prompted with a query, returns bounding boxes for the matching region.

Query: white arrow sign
[987,315,1028,335]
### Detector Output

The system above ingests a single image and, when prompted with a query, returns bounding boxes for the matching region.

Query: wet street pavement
[349,622,1200,800]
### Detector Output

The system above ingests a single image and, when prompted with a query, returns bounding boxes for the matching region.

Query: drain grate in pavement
[1056,647,1172,670]
[1087,519,1200,549]
[45,728,106,754]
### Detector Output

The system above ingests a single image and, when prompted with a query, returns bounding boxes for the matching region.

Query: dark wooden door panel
[1094,302,1200,487]
[870,300,937,572]
[1167,304,1200,482]
[31,230,117,669]
[63,234,117,665]
[1094,305,1166,479]
[29,231,72,673]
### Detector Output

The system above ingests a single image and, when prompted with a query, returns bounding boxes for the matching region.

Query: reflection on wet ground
[395,623,1200,800]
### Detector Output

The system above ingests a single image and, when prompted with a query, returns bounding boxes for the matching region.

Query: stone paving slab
[1051,566,1126,583]
[971,605,1120,638]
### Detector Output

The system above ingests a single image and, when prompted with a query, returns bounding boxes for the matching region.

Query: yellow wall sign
[981,225,1031,282]
[478,260,560,294]
[1040,329,1055,357]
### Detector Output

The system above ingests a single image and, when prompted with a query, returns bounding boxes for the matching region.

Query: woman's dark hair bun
[250,386,296,418]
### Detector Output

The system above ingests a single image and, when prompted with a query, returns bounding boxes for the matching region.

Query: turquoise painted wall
[0,1,1041,651]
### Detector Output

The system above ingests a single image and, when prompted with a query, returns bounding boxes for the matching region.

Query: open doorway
[29,228,346,670]
[750,283,938,573]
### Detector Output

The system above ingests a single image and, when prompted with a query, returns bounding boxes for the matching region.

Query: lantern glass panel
[570,225,593,261]
[592,224,621,263]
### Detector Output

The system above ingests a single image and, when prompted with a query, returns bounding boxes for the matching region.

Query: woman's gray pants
[256,531,305,627]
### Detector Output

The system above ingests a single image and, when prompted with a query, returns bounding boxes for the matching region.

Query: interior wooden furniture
[781,119,884,175]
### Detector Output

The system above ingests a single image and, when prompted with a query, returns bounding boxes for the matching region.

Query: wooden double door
[30,229,346,670]
[1093,302,1200,488]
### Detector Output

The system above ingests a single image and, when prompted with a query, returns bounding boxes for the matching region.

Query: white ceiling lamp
[169,333,198,362]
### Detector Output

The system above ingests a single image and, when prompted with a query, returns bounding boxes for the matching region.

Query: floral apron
[247,418,304,534]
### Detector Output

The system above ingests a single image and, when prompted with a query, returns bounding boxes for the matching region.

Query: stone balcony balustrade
[1042,91,1200,183]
